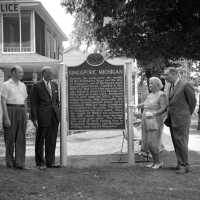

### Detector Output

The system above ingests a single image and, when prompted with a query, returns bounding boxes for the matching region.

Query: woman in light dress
[137,77,168,169]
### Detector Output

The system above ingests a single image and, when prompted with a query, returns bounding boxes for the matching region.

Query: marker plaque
[68,56,125,130]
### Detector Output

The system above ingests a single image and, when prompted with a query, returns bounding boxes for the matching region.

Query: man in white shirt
[1,65,28,169]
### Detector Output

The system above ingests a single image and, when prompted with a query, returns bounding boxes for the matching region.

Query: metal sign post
[125,61,135,165]
[60,63,67,166]
[133,59,138,106]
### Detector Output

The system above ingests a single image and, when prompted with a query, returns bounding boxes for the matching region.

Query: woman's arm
[137,103,144,109]
[154,93,168,116]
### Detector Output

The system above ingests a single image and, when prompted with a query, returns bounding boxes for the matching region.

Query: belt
[7,104,25,108]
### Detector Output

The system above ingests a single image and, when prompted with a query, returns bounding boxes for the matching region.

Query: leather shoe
[152,162,163,169]
[7,164,14,169]
[37,165,46,170]
[169,165,180,170]
[146,163,154,168]
[47,164,61,168]
[176,166,190,174]
[175,165,181,170]
[15,166,26,170]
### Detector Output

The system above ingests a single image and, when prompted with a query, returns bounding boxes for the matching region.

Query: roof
[64,47,78,54]
[2,0,68,41]
[63,47,86,66]
[0,53,61,71]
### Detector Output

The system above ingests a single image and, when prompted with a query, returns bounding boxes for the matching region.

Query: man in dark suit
[163,67,196,174]
[30,66,60,169]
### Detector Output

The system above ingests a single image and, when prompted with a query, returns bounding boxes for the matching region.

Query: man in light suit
[30,66,60,169]
[163,67,196,174]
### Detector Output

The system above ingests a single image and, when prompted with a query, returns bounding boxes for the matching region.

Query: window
[21,11,31,52]
[45,29,58,59]
[50,34,54,58]
[3,10,32,53]
[53,37,57,59]
[3,13,20,52]
[35,13,45,56]
[46,30,51,57]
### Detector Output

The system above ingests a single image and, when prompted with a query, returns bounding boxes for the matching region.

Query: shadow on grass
[0,151,200,200]
[0,148,200,169]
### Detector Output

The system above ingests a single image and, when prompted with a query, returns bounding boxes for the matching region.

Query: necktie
[169,83,174,100]
[46,81,52,97]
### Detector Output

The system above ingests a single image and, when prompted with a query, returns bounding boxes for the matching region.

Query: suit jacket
[30,80,60,127]
[166,80,196,127]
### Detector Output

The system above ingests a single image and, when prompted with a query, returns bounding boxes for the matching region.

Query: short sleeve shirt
[1,78,28,105]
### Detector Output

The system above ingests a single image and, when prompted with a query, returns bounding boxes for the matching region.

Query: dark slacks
[3,106,26,168]
[170,125,190,166]
[35,114,58,166]
[197,114,200,130]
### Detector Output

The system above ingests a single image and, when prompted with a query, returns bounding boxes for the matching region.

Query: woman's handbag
[144,112,159,131]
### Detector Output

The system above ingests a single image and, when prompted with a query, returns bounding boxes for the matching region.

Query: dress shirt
[169,78,180,100]
[174,78,180,87]
[1,78,27,105]
[43,79,52,96]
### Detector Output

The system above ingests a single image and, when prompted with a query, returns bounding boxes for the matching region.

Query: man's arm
[155,93,168,115]
[24,99,29,119]
[53,81,60,106]
[1,96,10,127]
[184,83,197,114]
[30,84,39,128]
[52,81,60,122]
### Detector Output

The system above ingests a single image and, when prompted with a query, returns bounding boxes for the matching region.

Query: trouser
[170,125,190,166]
[197,115,200,130]
[3,106,26,168]
[35,115,59,166]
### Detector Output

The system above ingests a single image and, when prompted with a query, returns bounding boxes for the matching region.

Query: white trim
[19,9,21,52]
[1,14,3,53]
[0,1,26,3]
[2,51,35,54]
[32,10,35,53]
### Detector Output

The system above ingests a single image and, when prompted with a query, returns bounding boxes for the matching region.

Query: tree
[62,0,200,76]
[69,9,95,47]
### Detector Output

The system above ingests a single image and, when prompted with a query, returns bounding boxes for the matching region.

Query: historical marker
[68,54,125,130]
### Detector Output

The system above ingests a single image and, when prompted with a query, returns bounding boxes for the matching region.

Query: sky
[39,0,74,48]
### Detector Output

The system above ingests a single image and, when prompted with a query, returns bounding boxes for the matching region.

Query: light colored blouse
[143,91,167,116]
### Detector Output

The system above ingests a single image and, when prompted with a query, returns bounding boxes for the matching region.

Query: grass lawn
[0,150,200,200]
[0,117,200,199]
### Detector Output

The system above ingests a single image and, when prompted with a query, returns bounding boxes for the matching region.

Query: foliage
[69,9,95,47]
[62,0,200,75]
